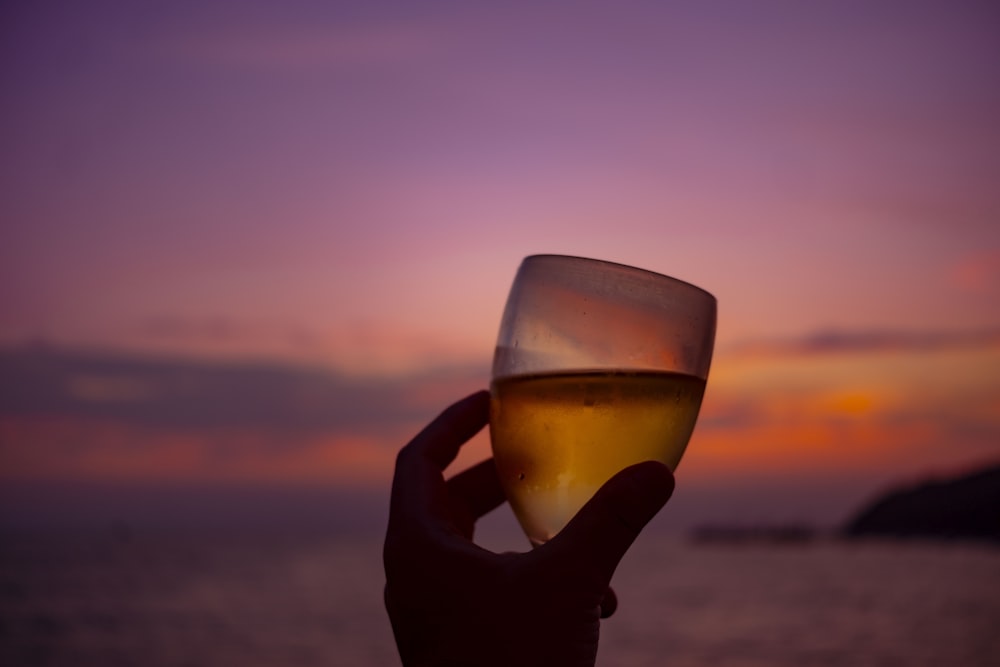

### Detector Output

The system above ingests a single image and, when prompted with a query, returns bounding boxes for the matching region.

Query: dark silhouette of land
[688,464,1000,546]
[843,463,1000,542]
[689,523,818,545]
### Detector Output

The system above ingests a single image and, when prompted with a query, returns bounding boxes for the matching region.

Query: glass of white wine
[489,255,716,546]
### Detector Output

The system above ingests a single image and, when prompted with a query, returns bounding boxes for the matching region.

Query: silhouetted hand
[383,390,675,667]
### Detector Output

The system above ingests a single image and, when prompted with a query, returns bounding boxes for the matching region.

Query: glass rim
[522,254,717,303]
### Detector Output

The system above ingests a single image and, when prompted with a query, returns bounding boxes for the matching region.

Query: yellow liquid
[490,371,705,546]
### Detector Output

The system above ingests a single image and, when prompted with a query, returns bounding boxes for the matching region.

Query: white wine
[490,370,705,546]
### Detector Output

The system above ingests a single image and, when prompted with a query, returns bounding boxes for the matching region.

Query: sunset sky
[2,0,998,532]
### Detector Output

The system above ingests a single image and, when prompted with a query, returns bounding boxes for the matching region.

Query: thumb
[542,461,674,586]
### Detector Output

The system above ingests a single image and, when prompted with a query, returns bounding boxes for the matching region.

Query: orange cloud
[0,415,410,487]
[2,340,997,495]
[684,402,946,479]
[683,345,1000,484]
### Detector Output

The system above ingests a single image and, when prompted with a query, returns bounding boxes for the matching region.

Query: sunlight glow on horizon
[3,341,996,508]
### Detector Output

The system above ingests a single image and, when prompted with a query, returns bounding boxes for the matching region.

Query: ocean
[2,527,998,666]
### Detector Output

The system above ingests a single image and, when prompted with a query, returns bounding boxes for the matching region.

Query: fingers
[401,390,490,471]
[446,458,506,523]
[389,391,490,526]
[542,461,674,587]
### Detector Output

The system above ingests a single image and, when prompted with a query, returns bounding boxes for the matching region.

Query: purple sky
[3,0,998,366]
[1,0,998,527]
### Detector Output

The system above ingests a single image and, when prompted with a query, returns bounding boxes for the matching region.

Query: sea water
[2,529,998,666]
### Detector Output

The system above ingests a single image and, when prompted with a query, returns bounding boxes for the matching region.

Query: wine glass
[489,255,716,546]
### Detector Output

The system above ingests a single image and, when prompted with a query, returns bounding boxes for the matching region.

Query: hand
[383,390,675,667]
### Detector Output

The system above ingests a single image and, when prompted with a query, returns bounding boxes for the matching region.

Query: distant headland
[689,462,1000,545]
[843,463,1000,542]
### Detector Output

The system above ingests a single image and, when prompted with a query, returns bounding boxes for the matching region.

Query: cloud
[687,333,1000,487]
[3,338,997,492]
[137,316,251,343]
[133,315,488,376]
[0,342,489,484]
[727,327,1000,359]
[0,341,484,436]
[687,387,1000,489]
